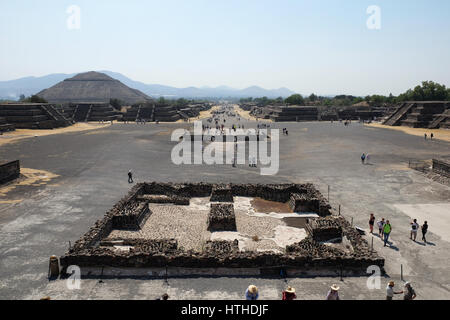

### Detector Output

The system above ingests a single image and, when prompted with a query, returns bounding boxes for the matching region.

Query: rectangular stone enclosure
[59,182,384,276]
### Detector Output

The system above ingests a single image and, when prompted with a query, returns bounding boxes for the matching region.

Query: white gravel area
[107,198,211,252]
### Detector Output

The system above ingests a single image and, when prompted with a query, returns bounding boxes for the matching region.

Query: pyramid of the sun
[37,71,151,105]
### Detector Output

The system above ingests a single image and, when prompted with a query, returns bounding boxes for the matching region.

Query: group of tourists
[386,281,416,300]
[282,128,289,135]
[361,153,371,164]
[370,215,429,246]
[424,133,434,140]
[244,281,416,300]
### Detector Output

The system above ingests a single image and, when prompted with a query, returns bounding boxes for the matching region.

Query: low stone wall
[432,159,450,178]
[0,160,20,184]
[305,217,343,242]
[112,200,150,230]
[137,194,190,205]
[210,184,234,202]
[207,204,237,231]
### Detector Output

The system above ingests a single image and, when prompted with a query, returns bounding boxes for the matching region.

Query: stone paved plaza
[1,111,450,300]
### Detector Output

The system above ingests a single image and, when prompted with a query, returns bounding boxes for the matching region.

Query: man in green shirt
[383,220,392,247]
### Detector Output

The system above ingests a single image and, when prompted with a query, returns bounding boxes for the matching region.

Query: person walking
[424,133,427,140]
[326,284,340,300]
[421,221,428,243]
[369,213,376,234]
[377,218,385,238]
[245,285,259,300]
[366,154,370,164]
[386,281,403,300]
[282,286,297,300]
[361,153,366,164]
[383,220,392,247]
[430,133,434,140]
[410,219,419,241]
[128,170,133,183]
[403,282,417,300]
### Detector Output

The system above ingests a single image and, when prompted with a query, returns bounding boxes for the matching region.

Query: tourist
[156,293,169,300]
[128,170,133,183]
[361,153,366,164]
[326,284,340,300]
[285,129,288,136]
[377,218,385,238]
[383,220,392,247]
[282,286,297,300]
[403,282,417,300]
[386,281,403,300]
[366,154,370,164]
[430,133,434,140]
[245,285,259,300]
[410,219,419,241]
[421,221,428,243]
[369,213,375,234]
[424,133,427,140]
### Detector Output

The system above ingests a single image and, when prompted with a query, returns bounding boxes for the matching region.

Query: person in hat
[326,284,340,300]
[282,286,297,300]
[245,285,259,300]
[403,282,417,300]
[386,281,403,300]
[156,293,169,300]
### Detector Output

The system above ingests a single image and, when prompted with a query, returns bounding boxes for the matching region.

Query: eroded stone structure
[0,160,20,185]
[59,182,384,276]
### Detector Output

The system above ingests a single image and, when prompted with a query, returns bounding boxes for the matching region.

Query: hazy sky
[1,0,449,96]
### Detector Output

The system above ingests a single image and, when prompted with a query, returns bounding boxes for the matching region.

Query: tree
[110,98,123,110]
[285,94,304,105]
[22,95,47,103]
[397,81,448,101]
[309,93,317,102]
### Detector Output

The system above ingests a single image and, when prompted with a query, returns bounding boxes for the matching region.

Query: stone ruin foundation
[59,182,384,277]
[207,203,237,231]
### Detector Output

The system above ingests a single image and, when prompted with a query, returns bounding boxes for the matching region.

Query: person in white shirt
[410,219,419,241]
[386,281,403,300]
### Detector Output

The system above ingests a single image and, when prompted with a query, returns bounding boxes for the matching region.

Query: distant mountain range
[0,71,295,100]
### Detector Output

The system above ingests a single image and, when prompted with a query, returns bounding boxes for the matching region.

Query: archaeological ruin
[0,160,20,185]
[59,182,384,277]
[0,103,73,129]
[383,101,450,128]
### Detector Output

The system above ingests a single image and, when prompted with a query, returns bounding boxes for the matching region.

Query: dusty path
[0,122,109,146]
[233,105,272,122]
[366,122,450,142]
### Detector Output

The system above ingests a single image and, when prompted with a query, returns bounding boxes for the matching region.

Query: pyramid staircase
[0,103,72,129]
[382,102,415,126]
[428,109,450,129]
[0,117,15,133]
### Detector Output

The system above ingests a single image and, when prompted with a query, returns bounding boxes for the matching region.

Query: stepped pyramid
[37,72,151,105]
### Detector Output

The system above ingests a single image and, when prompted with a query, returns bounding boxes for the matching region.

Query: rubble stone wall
[0,160,20,185]
[207,204,237,231]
